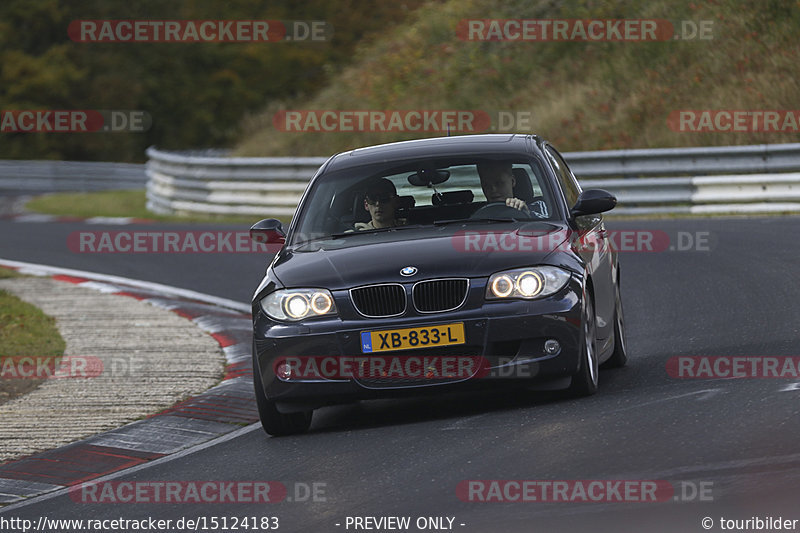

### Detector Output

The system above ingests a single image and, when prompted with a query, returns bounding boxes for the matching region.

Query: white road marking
[0,257,256,512]
[0,258,250,313]
[0,424,262,512]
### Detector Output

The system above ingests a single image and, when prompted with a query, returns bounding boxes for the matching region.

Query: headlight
[261,289,338,322]
[486,266,570,300]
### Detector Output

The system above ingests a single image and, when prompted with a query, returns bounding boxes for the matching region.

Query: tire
[252,341,312,436]
[567,289,599,396]
[602,280,628,369]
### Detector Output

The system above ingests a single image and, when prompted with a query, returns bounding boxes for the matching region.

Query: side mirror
[570,189,617,218]
[250,218,286,245]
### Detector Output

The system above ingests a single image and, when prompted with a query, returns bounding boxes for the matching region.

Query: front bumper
[253,278,583,411]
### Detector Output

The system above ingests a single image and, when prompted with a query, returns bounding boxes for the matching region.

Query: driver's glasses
[366,194,395,205]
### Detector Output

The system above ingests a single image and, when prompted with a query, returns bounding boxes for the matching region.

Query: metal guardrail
[588,173,800,215]
[145,148,324,216]
[0,160,146,193]
[145,143,800,217]
[565,142,800,177]
[1,144,798,216]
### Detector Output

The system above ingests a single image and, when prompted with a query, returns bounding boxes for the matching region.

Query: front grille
[413,279,469,313]
[350,284,406,317]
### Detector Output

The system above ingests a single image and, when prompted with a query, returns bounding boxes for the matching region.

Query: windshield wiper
[433,217,521,226]
[328,224,426,239]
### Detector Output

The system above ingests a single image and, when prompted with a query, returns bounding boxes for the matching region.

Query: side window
[545,146,580,208]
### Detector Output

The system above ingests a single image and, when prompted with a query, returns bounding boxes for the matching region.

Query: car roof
[324,134,546,172]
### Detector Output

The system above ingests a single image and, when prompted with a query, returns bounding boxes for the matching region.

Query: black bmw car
[250,134,627,436]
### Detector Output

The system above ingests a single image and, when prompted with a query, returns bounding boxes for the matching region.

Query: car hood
[270,222,572,289]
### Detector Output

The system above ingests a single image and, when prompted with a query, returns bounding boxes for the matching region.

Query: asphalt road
[0,219,268,302]
[1,214,799,532]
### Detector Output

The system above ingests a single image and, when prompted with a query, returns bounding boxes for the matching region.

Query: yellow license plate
[361,323,465,353]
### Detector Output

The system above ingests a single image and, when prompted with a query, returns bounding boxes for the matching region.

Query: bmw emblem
[400,266,418,277]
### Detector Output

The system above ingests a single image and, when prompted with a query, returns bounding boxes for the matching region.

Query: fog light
[544,339,561,355]
[276,363,293,380]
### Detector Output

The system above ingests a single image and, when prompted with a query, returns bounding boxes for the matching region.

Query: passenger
[355,178,406,230]
[477,162,531,215]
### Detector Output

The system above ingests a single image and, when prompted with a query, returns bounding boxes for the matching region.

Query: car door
[545,145,615,341]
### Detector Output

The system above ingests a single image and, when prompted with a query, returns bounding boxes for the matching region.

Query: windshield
[289,155,557,245]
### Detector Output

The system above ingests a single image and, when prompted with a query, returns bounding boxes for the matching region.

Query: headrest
[511,167,535,204]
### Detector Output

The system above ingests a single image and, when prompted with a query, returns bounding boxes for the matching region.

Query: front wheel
[567,289,598,396]
[252,341,312,436]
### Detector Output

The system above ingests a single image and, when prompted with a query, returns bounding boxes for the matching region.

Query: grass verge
[25,190,292,226]
[235,0,800,156]
[0,268,67,406]
[0,268,22,280]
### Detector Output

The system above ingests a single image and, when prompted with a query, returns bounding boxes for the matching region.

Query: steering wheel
[469,201,526,219]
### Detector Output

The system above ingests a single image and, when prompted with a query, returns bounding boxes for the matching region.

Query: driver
[355,178,407,230]
[477,162,531,216]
